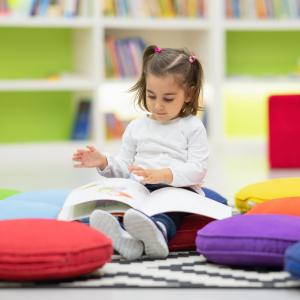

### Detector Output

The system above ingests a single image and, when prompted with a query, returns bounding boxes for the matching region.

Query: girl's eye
[147,95,156,100]
[164,98,174,102]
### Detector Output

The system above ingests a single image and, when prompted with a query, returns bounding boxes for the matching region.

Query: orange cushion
[247,197,300,217]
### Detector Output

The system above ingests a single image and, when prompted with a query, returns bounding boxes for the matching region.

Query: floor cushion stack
[0,219,112,281]
[246,196,300,277]
[235,177,300,213]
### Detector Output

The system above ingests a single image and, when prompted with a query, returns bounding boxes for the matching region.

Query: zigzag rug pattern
[1,252,300,288]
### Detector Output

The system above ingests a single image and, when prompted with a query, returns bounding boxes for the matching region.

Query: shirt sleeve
[97,121,136,178]
[169,121,209,187]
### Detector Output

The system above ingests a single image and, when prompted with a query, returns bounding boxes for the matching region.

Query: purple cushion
[196,214,300,268]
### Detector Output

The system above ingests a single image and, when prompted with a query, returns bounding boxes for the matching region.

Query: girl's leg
[152,212,188,240]
[123,186,195,258]
[90,210,144,260]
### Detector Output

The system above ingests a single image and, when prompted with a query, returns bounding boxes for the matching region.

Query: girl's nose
[155,101,164,110]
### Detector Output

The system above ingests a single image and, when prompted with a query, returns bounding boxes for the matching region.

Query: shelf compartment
[0,17,94,28]
[0,91,76,143]
[0,78,94,91]
[101,17,210,30]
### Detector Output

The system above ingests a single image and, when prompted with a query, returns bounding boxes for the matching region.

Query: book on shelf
[105,112,130,141]
[71,99,91,141]
[225,0,300,19]
[104,36,146,79]
[2,0,87,18]
[102,0,206,18]
[0,0,9,16]
[57,177,232,221]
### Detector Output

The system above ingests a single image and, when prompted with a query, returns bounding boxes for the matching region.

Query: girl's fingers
[73,163,84,168]
[72,157,82,162]
[74,147,93,156]
[128,165,143,172]
[131,169,147,177]
[74,149,86,154]
[86,145,96,152]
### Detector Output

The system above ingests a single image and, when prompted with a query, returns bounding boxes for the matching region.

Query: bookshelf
[0,0,299,155]
[0,0,100,149]
[222,0,300,143]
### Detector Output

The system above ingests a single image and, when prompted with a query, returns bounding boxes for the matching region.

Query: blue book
[71,100,91,140]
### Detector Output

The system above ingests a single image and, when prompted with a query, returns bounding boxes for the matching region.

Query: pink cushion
[0,219,112,281]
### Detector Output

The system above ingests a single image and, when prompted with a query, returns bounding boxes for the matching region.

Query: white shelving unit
[224,19,300,30]
[98,0,218,148]
[0,0,300,155]
[220,0,300,146]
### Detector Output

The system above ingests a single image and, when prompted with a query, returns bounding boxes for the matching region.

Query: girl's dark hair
[129,45,204,117]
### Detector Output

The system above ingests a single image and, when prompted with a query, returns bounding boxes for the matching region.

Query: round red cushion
[0,219,112,281]
[168,214,214,251]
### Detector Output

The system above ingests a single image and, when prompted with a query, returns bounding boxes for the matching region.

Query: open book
[57,177,232,221]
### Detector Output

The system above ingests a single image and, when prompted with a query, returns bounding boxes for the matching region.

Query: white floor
[0,141,300,299]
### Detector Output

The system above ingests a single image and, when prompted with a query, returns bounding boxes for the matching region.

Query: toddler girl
[72,45,209,260]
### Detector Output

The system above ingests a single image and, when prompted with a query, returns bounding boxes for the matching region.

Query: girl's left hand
[128,165,173,184]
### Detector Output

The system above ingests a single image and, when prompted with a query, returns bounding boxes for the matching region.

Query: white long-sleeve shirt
[99,115,209,190]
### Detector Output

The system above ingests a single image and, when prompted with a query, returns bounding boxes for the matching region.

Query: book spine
[71,100,91,140]
[0,0,9,15]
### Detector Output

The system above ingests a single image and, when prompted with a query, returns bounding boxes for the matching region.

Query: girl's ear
[185,86,195,102]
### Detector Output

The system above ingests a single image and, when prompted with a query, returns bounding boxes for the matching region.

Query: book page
[66,200,131,220]
[139,187,232,219]
[58,177,150,220]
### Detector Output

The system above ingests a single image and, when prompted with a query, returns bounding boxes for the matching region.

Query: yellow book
[102,0,115,16]
[187,0,197,18]
[158,0,175,17]
[164,0,176,17]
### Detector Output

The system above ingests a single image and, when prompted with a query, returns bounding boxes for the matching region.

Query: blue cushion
[285,242,300,278]
[0,190,70,220]
[0,200,60,219]
[202,187,228,205]
[5,190,70,207]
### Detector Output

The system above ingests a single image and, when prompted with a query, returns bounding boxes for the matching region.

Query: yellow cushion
[235,177,300,213]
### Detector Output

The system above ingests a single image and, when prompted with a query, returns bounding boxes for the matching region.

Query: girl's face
[145,74,190,122]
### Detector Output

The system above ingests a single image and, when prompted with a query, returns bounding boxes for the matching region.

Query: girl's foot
[90,210,144,260]
[124,209,169,258]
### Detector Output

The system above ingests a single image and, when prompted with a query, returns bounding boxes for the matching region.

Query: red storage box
[268,94,300,168]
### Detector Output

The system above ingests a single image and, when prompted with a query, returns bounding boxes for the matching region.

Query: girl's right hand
[72,145,107,169]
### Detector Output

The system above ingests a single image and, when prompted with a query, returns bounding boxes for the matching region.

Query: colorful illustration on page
[97,186,133,199]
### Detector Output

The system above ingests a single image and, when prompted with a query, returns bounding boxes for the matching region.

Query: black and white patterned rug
[1,252,300,288]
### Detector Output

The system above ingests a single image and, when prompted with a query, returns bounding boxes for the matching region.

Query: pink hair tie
[154,47,162,53]
[189,55,196,64]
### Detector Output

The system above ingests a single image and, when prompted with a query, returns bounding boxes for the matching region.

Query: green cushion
[0,189,20,200]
